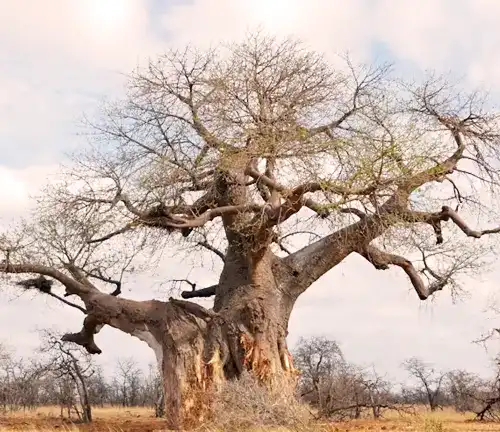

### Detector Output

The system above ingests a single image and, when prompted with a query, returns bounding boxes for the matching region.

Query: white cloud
[0,0,156,72]
[0,164,59,222]
[0,0,163,167]
[371,0,500,93]
[161,0,374,62]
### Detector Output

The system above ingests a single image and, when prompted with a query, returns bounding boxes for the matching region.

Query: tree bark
[59,247,299,430]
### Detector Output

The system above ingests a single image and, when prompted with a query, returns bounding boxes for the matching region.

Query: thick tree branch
[283,190,407,293]
[169,297,216,320]
[61,314,103,355]
[141,203,264,230]
[284,213,391,293]
[16,276,87,313]
[340,207,367,219]
[0,263,93,297]
[88,202,263,244]
[359,245,447,300]
[245,163,391,225]
[173,277,218,299]
[403,205,500,244]
[181,285,217,299]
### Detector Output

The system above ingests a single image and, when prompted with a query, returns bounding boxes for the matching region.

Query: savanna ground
[1,407,499,432]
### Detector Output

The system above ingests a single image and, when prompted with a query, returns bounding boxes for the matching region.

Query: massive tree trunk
[61,248,299,430]
[165,248,299,429]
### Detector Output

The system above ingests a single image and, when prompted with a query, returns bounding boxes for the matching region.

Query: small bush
[205,372,312,431]
[423,418,445,432]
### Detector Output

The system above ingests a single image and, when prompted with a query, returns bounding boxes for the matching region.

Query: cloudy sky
[1,0,500,382]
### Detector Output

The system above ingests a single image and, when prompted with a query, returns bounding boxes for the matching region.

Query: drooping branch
[358,245,447,300]
[404,206,500,244]
[61,314,103,355]
[441,206,500,238]
[0,262,108,350]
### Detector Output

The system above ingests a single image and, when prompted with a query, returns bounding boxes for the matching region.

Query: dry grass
[2,406,500,431]
[206,371,312,430]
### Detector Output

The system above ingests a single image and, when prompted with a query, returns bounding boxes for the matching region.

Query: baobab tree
[1,33,500,429]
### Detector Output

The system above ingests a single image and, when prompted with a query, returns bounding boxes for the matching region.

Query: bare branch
[196,240,226,263]
[171,279,218,299]
[359,245,447,300]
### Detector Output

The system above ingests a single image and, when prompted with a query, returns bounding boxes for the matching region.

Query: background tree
[86,368,110,409]
[446,369,484,413]
[294,336,396,419]
[1,32,500,428]
[142,362,165,418]
[112,358,143,408]
[403,357,446,411]
[0,349,44,412]
[294,336,344,401]
[39,330,97,423]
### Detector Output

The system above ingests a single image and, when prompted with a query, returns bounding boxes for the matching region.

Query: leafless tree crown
[2,32,500,314]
